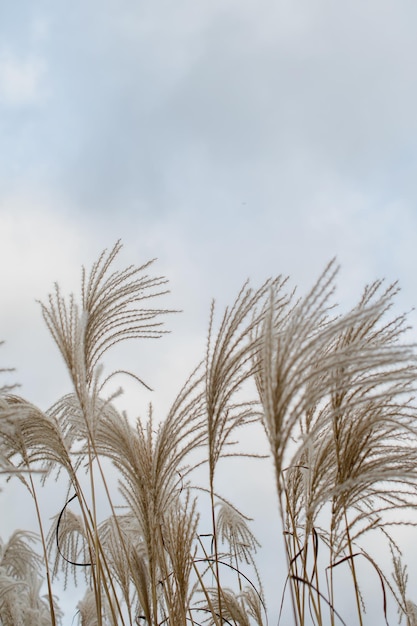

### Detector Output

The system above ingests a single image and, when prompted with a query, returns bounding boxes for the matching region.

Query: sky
[1,0,417,623]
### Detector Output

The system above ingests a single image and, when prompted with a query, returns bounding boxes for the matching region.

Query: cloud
[3,0,417,229]
[26,0,414,236]
[0,49,47,106]
[0,193,91,408]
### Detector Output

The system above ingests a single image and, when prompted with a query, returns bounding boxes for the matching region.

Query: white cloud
[0,193,90,407]
[0,49,47,106]
[31,17,50,43]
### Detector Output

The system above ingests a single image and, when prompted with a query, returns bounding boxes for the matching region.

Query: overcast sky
[1,0,417,623]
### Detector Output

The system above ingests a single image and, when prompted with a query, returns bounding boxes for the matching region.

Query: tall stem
[209,471,223,623]
[343,509,363,626]
[277,477,301,626]
[28,472,57,626]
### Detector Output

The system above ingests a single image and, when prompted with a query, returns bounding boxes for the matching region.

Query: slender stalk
[87,438,103,626]
[209,472,223,624]
[192,559,222,626]
[343,509,364,626]
[328,511,337,626]
[28,472,57,626]
[277,480,301,626]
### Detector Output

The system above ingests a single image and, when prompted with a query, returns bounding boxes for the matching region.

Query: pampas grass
[1,242,417,625]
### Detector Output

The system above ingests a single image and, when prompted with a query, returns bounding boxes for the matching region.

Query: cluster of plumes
[0,243,265,626]
[1,242,417,625]
[0,531,62,625]
[254,263,417,625]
